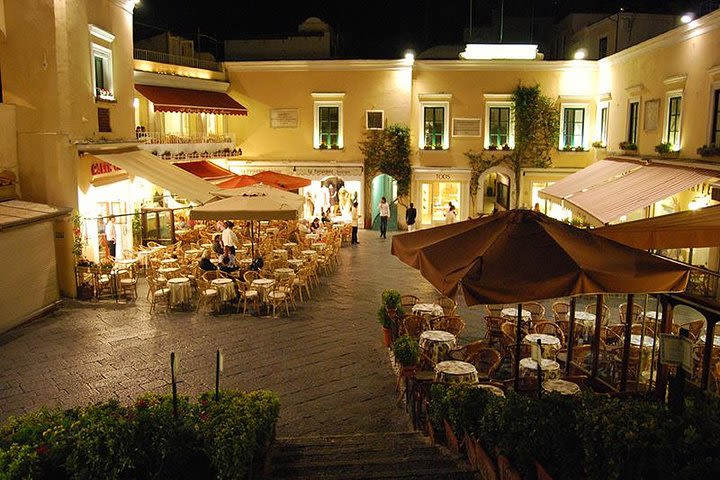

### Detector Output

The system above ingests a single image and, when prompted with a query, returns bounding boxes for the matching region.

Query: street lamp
[681,13,695,24]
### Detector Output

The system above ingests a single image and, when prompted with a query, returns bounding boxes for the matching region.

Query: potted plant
[619,141,638,154]
[697,144,720,157]
[487,144,498,151]
[561,145,574,152]
[330,143,339,150]
[654,142,678,157]
[392,335,420,376]
[434,144,444,150]
[318,142,328,150]
[381,289,401,314]
[502,144,512,151]
[377,306,393,347]
[592,140,605,149]
[574,146,584,152]
[423,144,434,150]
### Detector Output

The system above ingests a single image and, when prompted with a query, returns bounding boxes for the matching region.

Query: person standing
[378,196,390,239]
[105,215,117,258]
[445,202,457,224]
[351,201,360,244]
[222,221,239,254]
[405,202,417,232]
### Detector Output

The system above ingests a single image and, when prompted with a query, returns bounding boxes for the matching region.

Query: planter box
[443,419,464,455]
[249,422,276,479]
[464,433,498,480]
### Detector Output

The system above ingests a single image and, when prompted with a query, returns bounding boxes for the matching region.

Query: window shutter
[366,111,384,130]
[97,108,111,132]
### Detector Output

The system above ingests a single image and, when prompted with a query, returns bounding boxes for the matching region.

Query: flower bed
[429,383,720,480]
[0,390,280,479]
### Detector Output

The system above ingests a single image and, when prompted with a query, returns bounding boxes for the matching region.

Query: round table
[476,383,505,397]
[184,249,202,257]
[419,330,456,369]
[523,333,561,359]
[158,267,181,278]
[301,250,318,259]
[283,242,298,248]
[200,243,212,249]
[211,278,236,303]
[273,249,289,259]
[502,307,532,319]
[267,227,279,235]
[274,268,295,280]
[251,278,276,301]
[238,258,253,268]
[311,242,326,251]
[644,311,663,320]
[630,334,655,348]
[160,258,178,265]
[434,361,479,384]
[630,334,657,372]
[542,379,580,395]
[114,258,137,267]
[288,259,305,270]
[305,233,320,241]
[167,277,193,306]
[519,357,561,380]
[412,303,444,318]
[699,334,720,347]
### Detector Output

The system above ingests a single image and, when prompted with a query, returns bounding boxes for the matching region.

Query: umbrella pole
[251,221,255,258]
[514,303,522,392]
[565,298,577,375]
[590,294,604,381]
[619,293,634,392]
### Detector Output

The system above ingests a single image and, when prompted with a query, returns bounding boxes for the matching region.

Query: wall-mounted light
[680,13,694,24]
[403,50,415,65]
[573,49,587,60]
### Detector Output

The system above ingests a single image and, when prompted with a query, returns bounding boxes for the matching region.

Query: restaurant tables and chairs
[431,316,466,336]
[419,330,456,369]
[196,277,219,313]
[532,321,566,345]
[158,266,181,279]
[519,357,561,380]
[273,267,295,280]
[210,277,236,305]
[436,296,457,316]
[466,348,502,381]
[542,379,580,395]
[266,281,290,317]
[523,333,562,360]
[311,242,326,252]
[573,311,597,340]
[551,301,570,321]
[147,276,170,314]
[619,302,645,323]
[434,360,479,384]
[501,307,532,320]
[287,258,305,270]
[160,258,179,267]
[523,301,546,322]
[283,242,298,250]
[412,303,444,319]
[585,302,610,326]
[273,249,289,261]
[398,315,430,340]
[235,281,260,315]
[116,267,138,301]
[167,277,193,309]
[251,278,276,303]
[301,249,318,260]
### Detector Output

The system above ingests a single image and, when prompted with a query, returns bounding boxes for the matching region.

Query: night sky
[134,0,702,59]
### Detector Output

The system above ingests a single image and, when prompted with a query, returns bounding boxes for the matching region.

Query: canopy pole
[701,316,718,390]
[590,294,604,380]
[514,303,522,392]
[251,221,255,258]
[565,298,577,375]
[654,297,673,400]
[619,293,634,392]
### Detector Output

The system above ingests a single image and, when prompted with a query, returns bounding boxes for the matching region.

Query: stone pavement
[0,229,485,436]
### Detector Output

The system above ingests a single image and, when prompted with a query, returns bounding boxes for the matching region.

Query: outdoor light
[681,13,694,24]
[459,44,538,60]
[404,51,415,61]
[573,49,587,60]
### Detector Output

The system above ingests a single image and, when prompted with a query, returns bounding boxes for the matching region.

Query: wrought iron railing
[133,48,221,71]
[138,132,235,145]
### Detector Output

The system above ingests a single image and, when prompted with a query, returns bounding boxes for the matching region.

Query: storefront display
[412,168,470,227]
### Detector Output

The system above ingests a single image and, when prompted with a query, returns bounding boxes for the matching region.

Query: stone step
[268,431,478,480]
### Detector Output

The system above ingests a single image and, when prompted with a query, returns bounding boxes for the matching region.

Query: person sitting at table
[298,219,310,234]
[176,215,188,230]
[310,218,321,232]
[198,250,217,271]
[218,246,239,273]
[212,234,224,255]
[320,208,330,223]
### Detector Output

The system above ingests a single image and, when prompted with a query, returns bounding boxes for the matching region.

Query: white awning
[538,158,640,203]
[564,163,715,224]
[88,148,217,203]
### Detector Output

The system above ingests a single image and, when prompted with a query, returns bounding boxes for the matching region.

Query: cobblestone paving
[0,230,485,436]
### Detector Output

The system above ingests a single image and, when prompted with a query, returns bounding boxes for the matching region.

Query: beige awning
[190,184,304,221]
[87,148,217,203]
[594,204,720,249]
[538,158,640,203]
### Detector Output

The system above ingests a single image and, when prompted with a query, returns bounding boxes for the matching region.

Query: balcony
[133,48,221,72]
[136,132,240,160]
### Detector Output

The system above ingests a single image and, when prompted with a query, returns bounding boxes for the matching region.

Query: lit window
[424,107,445,148]
[418,94,451,150]
[712,89,720,145]
[665,94,682,149]
[627,101,639,144]
[91,44,114,100]
[312,93,344,149]
[560,105,587,149]
[599,103,609,146]
[488,107,511,147]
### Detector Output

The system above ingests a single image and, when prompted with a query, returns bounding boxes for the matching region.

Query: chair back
[436,296,457,316]
[467,348,502,380]
[585,303,611,325]
[619,302,644,323]
[432,316,465,336]
[244,270,261,284]
[551,301,570,321]
[400,294,420,307]
[399,315,429,339]
[524,302,546,322]
[533,320,565,345]
[485,305,505,317]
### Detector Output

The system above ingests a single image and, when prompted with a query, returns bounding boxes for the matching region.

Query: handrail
[133,48,221,71]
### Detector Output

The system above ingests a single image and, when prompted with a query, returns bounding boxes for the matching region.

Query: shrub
[377,305,392,328]
[619,141,638,151]
[392,335,420,367]
[655,142,674,154]
[381,289,401,309]
[697,144,720,157]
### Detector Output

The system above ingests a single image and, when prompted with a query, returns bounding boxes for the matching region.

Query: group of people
[199,221,244,274]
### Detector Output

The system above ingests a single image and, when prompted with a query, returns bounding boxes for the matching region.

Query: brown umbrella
[391,209,689,306]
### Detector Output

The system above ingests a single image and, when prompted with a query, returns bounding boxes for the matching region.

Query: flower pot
[535,462,554,480]
[402,366,417,378]
[382,326,393,347]
[464,433,498,480]
[386,307,397,319]
[443,419,463,455]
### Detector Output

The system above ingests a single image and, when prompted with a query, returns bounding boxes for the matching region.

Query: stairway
[268,431,478,480]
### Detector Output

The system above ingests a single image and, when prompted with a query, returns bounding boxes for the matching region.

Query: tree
[510,84,560,206]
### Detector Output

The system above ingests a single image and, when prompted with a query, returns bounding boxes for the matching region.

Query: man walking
[222,221,239,254]
[378,196,390,239]
[351,201,360,244]
[405,202,417,232]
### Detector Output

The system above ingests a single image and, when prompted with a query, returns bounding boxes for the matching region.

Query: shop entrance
[141,207,176,245]
[418,180,461,226]
[371,174,397,231]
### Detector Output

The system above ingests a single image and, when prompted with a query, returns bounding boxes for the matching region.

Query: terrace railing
[134,48,221,71]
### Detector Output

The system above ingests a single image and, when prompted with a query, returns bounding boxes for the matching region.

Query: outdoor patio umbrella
[189,183,304,256]
[216,174,261,189]
[391,209,690,306]
[251,170,311,191]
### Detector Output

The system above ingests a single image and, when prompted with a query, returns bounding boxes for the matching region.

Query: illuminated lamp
[459,44,538,60]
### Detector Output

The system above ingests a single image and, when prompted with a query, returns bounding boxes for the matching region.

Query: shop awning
[539,157,717,225]
[173,160,235,180]
[594,204,720,250]
[87,148,217,203]
[538,158,640,203]
[135,84,248,116]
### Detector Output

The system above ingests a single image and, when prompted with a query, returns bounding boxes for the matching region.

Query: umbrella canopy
[217,175,261,189]
[593,204,720,250]
[190,184,304,221]
[252,171,311,190]
[391,209,690,305]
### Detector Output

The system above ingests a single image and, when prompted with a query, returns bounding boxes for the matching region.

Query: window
[712,89,720,145]
[91,44,113,100]
[424,107,445,148]
[598,37,608,59]
[560,106,587,149]
[599,104,609,146]
[418,94,451,150]
[627,101,639,144]
[312,93,344,149]
[488,107,511,146]
[366,110,384,130]
[665,95,682,149]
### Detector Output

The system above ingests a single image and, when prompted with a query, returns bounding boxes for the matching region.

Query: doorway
[371,174,397,231]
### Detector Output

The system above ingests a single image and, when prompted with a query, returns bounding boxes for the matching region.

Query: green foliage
[392,335,420,367]
[464,150,507,201]
[0,390,280,480]
[620,141,638,151]
[377,305,392,328]
[359,124,412,198]
[511,84,559,205]
[655,142,674,154]
[592,140,605,148]
[381,289,402,309]
[697,144,720,157]
[131,213,142,245]
[71,212,85,258]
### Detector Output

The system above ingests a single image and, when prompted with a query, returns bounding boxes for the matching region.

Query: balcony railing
[133,48,221,71]
[138,132,235,145]
[136,132,240,159]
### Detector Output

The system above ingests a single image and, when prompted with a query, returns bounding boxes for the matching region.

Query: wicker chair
[147,276,170,314]
[267,282,291,318]
[630,323,655,337]
[467,348,503,381]
[551,301,570,322]
[483,316,506,349]
[677,319,705,339]
[432,316,465,336]
[449,340,490,361]
[556,320,583,345]
[556,344,592,369]
[585,303,611,326]
[400,294,420,308]
[533,320,566,346]
[524,302,546,322]
[399,315,430,339]
[485,305,505,317]
[619,302,644,324]
[196,278,219,314]
[436,296,458,316]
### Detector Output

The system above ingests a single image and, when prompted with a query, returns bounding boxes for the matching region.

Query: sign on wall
[644,99,660,131]
[270,109,299,128]
[452,118,482,137]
